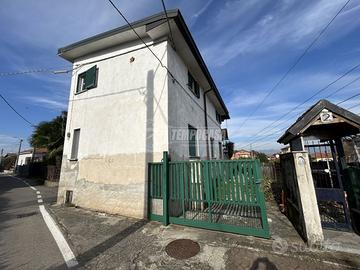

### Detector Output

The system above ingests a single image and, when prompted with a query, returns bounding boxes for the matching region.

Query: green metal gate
[148,152,269,238]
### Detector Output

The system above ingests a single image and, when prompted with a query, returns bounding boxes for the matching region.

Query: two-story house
[57,9,230,218]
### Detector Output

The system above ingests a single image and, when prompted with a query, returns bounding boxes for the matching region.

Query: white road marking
[37,195,42,199]
[39,205,78,268]
[13,177,37,190]
[11,176,78,267]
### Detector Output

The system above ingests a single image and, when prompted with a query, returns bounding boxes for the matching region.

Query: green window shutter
[84,65,97,89]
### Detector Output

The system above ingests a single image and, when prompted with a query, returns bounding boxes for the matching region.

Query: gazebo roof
[278,99,360,144]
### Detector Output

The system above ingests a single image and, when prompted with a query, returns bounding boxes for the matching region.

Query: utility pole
[14,139,23,172]
[0,148,3,168]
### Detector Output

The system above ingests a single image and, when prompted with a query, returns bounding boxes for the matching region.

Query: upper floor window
[216,111,222,124]
[187,71,200,98]
[76,65,98,94]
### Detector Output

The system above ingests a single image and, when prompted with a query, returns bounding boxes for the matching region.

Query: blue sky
[1,0,360,153]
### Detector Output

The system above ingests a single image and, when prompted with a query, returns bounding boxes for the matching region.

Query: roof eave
[57,9,229,119]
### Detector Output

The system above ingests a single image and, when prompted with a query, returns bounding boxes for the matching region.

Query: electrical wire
[237,0,352,129]
[0,94,35,126]
[0,66,73,77]
[238,62,360,149]
[161,0,175,47]
[106,0,221,126]
[325,74,360,98]
[337,92,360,105]
[347,102,360,110]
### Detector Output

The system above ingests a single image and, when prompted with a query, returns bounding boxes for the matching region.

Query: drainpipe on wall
[203,89,212,160]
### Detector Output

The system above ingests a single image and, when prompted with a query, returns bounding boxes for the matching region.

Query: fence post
[255,160,270,238]
[162,151,169,226]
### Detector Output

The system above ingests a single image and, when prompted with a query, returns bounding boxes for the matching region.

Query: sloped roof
[278,99,360,144]
[58,9,229,119]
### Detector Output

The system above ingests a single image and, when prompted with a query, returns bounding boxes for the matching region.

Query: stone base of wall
[57,152,163,219]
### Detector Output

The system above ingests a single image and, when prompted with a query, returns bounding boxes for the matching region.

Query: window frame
[76,65,98,94]
[187,71,200,99]
[188,125,198,158]
[70,128,81,161]
[216,111,222,124]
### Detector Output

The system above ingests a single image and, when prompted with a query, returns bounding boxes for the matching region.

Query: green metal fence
[148,152,270,238]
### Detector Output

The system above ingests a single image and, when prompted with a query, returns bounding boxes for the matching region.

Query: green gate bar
[148,153,270,239]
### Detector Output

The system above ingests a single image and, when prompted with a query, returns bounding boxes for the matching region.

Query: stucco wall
[58,39,224,219]
[58,39,169,218]
[167,45,222,161]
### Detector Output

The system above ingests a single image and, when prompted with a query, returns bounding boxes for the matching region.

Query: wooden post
[162,151,169,225]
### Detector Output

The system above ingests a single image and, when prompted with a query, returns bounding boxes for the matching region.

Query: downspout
[204,89,212,160]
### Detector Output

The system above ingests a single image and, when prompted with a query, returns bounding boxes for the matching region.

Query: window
[219,142,223,159]
[76,65,98,93]
[210,137,214,159]
[188,125,198,157]
[187,71,200,98]
[70,129,80,160]
[216,111,222,124]
[25,157,31,165]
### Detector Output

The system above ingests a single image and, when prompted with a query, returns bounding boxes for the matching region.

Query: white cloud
[0,134,28,153]
[22,96,68,110]
[202,0,360,66]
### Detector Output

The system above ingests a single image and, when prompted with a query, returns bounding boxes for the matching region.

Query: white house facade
[17,148,47,166]
[57,10,229,218]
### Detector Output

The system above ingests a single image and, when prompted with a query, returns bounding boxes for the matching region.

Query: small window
[76,65,98,93]
[216,111,222,124]
[187,71,200,98]
[210,137,215,159]
[219,142,223,159]
[25,157,31,165]
[188,125,198,157]
[70,129,80,160]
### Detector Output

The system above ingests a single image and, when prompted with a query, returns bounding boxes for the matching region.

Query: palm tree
[29,111,67,162]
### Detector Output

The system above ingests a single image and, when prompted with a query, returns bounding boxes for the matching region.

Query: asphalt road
[0,175,67,270]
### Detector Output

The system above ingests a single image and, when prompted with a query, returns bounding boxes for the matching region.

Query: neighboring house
[57,10,230,218]
[310,152,333,162]
[17,148,48,166]
[280,146,291,154]
[231,149,252,159]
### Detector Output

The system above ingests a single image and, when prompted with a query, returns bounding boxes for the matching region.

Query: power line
[106,0,167,68]
[237,0,351,129]
[0,93,35,126]
[325,74,360,98]
[337,92,360,105]
[238,62,360,149]
[161,0,175,47]
[0,66,73,77]
[105,0,221,126]
[347,102,360,110]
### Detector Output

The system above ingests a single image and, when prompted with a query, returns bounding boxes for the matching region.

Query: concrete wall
[58,39,169,218]
[167,45,222,161]
[281,152,323,246]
